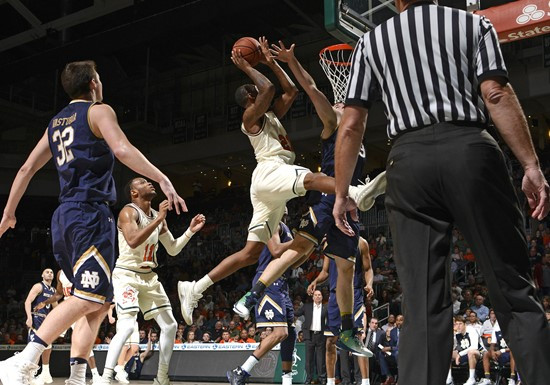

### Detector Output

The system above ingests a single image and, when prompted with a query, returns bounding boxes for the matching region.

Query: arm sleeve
[158,228,195,256]
[476,16,508,84]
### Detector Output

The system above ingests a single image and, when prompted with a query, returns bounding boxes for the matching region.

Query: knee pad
[280,327,296,362]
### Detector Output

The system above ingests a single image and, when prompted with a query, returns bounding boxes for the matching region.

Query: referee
[333,1,550,385]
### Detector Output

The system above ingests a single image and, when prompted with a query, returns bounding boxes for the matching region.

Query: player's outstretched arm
[0,130,52,237]
[258,37,298,119]
[272,41,336,133]
[89,104,187,214]
[231,48,275,133]
[159,213,206,256]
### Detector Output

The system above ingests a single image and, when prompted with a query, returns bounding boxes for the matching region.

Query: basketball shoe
[349,171,387,211]
[0,354,40,385]
[178,281,202,325]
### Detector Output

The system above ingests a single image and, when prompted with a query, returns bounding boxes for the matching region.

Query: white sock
[282,372,293,385]
[195,275,214,295]
[42,364,50,376]
[18,342,46,364]
[70,363,87,382]
[362,379,370,385]
[327,378,336,385]
[114,365,124,373]
[469,368,475,379]
[241,355,259,374]
[91,367,99,376]
[447,368,453,382]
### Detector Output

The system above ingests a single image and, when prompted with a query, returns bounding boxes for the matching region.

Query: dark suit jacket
[366,328,385,353]
[389,327,400,353]
[295,302,327,340]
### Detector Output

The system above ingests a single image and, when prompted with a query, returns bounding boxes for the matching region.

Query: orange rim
[319,44,354,66]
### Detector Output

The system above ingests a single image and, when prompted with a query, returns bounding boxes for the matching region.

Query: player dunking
[99,177,205,385]
[34,269,103,384]
[0,60,186,385]
[227,208,299,385]
[232,42,383,355]
[178,37,382,329]
[24,269,56,385]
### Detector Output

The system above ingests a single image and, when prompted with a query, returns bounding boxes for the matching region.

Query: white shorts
[117,320,140,345]
[112,267,171,320]
[248,160,311,244]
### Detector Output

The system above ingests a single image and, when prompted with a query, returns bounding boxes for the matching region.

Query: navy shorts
[325,288,365,337]
[51,202,115,304]
[498,351,510,365]
[297,197,359,261]
[255,279,294,328]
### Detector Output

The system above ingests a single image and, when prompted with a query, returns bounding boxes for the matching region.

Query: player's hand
[159,179,187,215]
[34,302,46,311]
[307,281,317,296]
[0,212,16,238]
[26,318,32,329]
[522,166,550,220]
[270,40,296,63]
[108,314,116,324]
[231,49,252,71]
[157,200,170,221]
[333,195,356,237]
[455,355,460,366]
[364,285,374,300]
[148,328,153,340]
[258,36,275,66]
[189,214,206,233]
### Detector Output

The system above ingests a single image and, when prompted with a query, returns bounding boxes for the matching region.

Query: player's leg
[509,351,517,385]
[478,350,493,385]
[325,336,338,385]
[88,350,102,384]
[101,313,138,381]
[280,326,296,385]
[465,350,480,384]
[152,310,177,384]
[38,348,53,383]
[68,303,110,383]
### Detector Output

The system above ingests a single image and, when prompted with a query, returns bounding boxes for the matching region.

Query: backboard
[324,0,399,44]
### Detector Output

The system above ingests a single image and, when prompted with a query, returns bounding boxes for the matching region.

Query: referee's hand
[522,167,550,220]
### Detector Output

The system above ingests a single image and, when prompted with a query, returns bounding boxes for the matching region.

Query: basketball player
[24,269,56,384]
[178,38,383,334]
[0,60,187,385]
[105,303,139,384]
[308,237,374,385]
[34,269,102,384]
[232,41,382,355]
[228,209,300,385]
[99,177,205,385]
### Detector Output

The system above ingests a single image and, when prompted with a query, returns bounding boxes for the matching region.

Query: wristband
[184,228,195,238]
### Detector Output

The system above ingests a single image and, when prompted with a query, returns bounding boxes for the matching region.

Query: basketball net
[319,44,354,104]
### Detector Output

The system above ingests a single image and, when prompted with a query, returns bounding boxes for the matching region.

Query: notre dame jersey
[117,203,162,269]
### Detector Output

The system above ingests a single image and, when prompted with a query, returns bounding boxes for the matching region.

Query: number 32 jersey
[47,100,116,204]
[117,203,162,269]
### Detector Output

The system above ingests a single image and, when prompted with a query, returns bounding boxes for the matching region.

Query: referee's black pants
[384,123,550,385]
[305,331,326,383]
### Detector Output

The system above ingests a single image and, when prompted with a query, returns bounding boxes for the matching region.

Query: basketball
[233,37,262,67]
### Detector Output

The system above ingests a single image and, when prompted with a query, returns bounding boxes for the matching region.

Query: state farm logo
[516,4,546,24]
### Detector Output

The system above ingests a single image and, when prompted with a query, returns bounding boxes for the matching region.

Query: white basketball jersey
[117,203,162,269]
[59,270,72,299]
[242,111,295,164]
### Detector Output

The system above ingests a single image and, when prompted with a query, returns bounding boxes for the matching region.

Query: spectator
[247,326,258,342]
[459,290,475,314]
[382,314,396,332]
[297,331,304,343]
[237,329,255,343]
[186,331,199,344]
[228,321,240,340]
[465,311,482,336]
[479,309,497,349]
[201,332,213,343]
[471,295,490,322]
[219,330,233,344]
[138,329,148,345]
[211,321,224,342]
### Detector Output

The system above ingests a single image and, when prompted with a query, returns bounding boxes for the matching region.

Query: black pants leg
[340,350,352,384]
[306,339,316,382]
[385,124,550,385]
[314,333,327,381]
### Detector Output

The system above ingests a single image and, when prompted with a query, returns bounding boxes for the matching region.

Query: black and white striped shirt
[345,1,508,138]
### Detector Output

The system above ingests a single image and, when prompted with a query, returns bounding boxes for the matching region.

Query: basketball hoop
[319,44,354,104]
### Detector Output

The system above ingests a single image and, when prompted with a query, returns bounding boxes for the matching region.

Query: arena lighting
[227,180,232,187]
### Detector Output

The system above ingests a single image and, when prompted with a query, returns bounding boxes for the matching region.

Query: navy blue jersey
[31,282,55,317]
[47,101,116,204]
[321,130,365,185]
[253,222,293,283]
[328,258,337,292]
